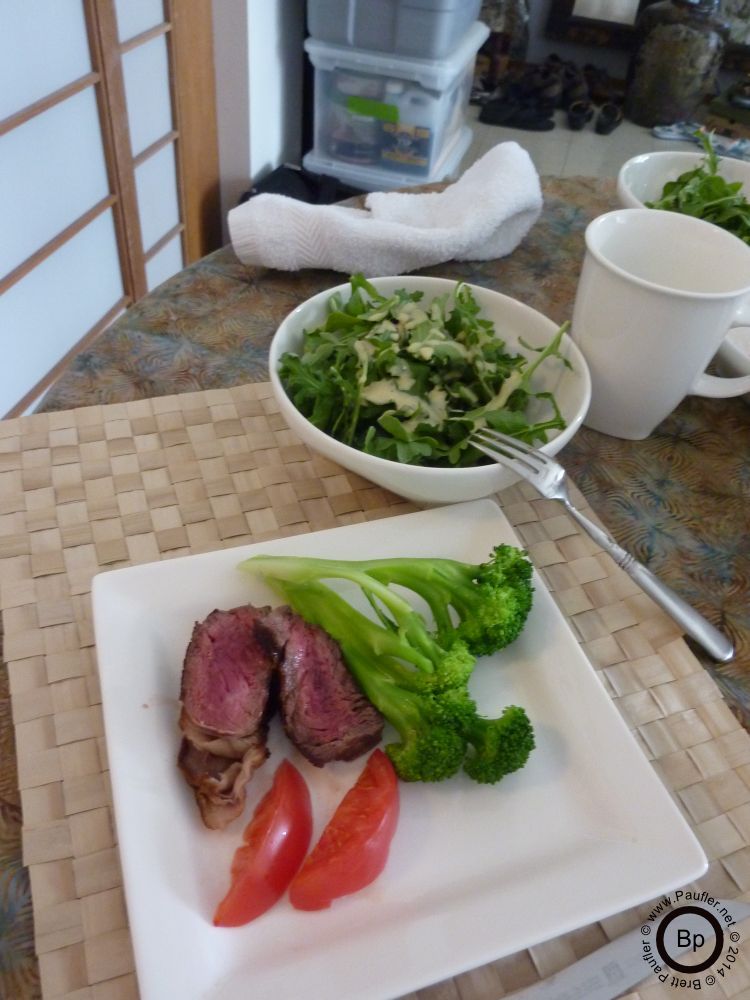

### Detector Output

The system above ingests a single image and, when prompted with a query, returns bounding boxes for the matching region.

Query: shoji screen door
[0,0,220,418]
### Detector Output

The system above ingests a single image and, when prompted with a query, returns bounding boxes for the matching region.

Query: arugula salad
[278,274,571,469]
[647,132,750,245]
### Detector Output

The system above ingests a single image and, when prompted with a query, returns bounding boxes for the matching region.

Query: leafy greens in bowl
[269,275,591,505]
[617,136,750,244]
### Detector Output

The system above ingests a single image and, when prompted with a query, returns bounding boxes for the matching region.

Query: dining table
[2,173,750,1000]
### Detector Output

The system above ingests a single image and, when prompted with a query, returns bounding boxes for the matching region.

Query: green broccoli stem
[248,552,479,638]
[263,575,446,688]
[267,578,470,783]
[246,568,534,785]
[244,543,535,661]
[363,558,480,636]
[245,553,446,667]
[268,578,442,736]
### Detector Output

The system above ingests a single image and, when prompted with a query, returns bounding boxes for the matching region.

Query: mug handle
[689,296,750,398]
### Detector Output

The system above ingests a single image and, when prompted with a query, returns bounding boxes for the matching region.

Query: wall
[212,0,251,225]
[212,0,305,229]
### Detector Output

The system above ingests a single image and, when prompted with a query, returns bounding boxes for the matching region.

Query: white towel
[227,142,543,276]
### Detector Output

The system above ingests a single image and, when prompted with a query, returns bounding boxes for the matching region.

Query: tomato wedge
[213,759,312,927]
[289,749,399,911]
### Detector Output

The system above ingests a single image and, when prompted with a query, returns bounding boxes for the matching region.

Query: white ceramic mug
[571,208,750,440]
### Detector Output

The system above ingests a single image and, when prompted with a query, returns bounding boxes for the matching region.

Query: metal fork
[471,428,735,664]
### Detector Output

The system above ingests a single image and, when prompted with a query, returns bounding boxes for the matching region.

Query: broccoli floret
[365,543,533,656]
[241,559,535,785]
[462,704,535,784]
[376,685,468,783]
[420,688,534,785]
[244,543,533,658]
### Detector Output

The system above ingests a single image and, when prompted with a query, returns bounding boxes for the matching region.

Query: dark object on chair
[595,102,624,135]
[238,164,365,206]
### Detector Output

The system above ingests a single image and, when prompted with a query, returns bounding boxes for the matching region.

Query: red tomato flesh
[213,759,312,927]
[289,749,399,911]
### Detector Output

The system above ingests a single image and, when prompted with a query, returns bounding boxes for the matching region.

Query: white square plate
[92,499,707,1000]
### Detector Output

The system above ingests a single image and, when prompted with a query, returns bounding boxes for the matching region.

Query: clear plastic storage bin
[303,124,473,192]
[304,21,488,186]
[307,0,482,60]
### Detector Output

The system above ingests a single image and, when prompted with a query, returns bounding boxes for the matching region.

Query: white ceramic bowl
[715,326,750,405]
[269,276,591,505]
[617,150,750,210]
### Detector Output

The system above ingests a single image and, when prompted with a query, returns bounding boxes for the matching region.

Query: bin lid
[305,20,490,90]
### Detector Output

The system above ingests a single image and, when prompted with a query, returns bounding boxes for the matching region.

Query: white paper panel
[122,34,173,157]
[135,142,180,252]
[114,0,165,42]
[0,88,110,279]
[0,0,91,120]
[0,211,123,415]
[146,235,184,292]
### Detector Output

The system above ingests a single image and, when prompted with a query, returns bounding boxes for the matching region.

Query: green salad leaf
[646,131,750,244]
[279,274,571,469]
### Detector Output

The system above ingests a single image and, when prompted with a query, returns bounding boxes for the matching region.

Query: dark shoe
[479,99,554,131]
[567,100,593,130]
[501,106,555,131]
[595,102,624,135]
[477,96,522,126]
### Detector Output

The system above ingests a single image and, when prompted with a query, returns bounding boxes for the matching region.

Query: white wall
[212,0,251,225]
[212,0,305,231]
[248,0,305,180]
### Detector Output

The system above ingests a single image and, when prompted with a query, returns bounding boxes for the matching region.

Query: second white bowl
[617,149,750,210]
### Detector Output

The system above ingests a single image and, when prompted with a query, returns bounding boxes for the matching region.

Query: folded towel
[227,142,543,276]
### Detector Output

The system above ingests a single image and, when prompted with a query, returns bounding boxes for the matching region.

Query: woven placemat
[3,382,750,1000]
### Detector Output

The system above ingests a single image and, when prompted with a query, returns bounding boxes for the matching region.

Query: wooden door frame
[168,0,222,262]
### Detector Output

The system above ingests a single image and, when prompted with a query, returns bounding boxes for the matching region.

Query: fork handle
[563,502,735,664]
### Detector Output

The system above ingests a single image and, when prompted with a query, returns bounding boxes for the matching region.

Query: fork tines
[470,429,543,473]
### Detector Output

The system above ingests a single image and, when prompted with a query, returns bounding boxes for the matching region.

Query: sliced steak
[178,606,276,829]
[268,607,384,766]
[178,602,384,828]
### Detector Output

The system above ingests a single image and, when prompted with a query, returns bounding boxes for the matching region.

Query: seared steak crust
[177,731,268,830]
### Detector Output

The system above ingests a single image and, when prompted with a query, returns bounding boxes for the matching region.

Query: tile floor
[461,102,697,180]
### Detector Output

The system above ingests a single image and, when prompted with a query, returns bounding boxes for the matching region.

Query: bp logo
[641,891,742,989]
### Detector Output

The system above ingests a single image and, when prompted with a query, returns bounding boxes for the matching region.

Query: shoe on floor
[568,100,594,130]
[479,98,554,131]
[596,102,624,135]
